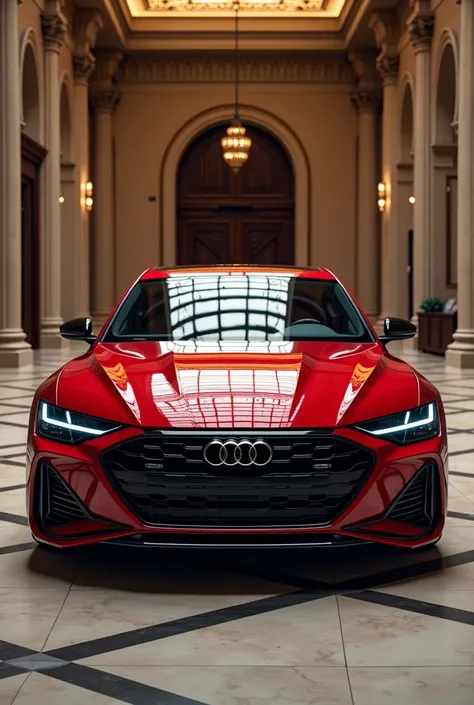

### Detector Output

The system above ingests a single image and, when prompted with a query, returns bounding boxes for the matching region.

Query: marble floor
[0,345,473,705]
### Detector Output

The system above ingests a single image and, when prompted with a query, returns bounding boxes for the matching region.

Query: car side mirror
[60,318,97,345]
[379,317,416,343]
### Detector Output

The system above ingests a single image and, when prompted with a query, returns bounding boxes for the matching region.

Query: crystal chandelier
[221,2,251,172]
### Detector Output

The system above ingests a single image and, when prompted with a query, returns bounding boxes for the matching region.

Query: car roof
[139,265,337,281]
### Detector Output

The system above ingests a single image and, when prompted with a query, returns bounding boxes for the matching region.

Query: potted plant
[418,297,457,355]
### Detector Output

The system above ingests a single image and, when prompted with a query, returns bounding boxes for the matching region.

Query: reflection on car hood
[57,340,419,429]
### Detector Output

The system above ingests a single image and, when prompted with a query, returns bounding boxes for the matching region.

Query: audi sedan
[27,265,447,550]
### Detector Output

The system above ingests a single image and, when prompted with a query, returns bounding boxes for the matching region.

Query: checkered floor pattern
[0,344,473,705]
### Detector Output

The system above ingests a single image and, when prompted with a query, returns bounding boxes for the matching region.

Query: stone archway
[176,123,294,266]
[20,31,45,349]
[160,104,310,267]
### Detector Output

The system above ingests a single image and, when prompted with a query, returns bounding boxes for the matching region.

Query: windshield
[103,273,373,343]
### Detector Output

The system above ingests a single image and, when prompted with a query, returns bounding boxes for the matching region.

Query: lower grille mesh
[38,463,88,527]
[386,463,440,529]
[101,432,374,528]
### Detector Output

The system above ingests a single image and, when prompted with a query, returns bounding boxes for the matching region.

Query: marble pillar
[41,8,67,347]
[90,91,120,328]
[0,0,32,367]
[446,0,474,367]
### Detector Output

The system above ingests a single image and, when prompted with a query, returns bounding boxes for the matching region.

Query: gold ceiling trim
[145,0,326,11]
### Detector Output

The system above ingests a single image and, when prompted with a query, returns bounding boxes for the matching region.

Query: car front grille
[386,462,440,529]
[101,432,375,528]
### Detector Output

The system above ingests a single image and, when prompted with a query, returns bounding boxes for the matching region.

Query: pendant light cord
[234,1,239,119]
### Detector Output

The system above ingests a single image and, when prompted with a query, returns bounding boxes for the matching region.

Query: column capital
[41,11,67,52]
[350,90,381,114]
[408,7,435,52]
[90,90,121,114]
[73,54,96,84]
[376,54,400,84]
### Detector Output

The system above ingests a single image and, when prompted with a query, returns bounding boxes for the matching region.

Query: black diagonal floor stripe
[0,640,36,662]
[0,484,26,493]
[0,542,36,556]
[353,589,474,626]
[450,470,474,478]
[0,662,29,681]
[45,588,328,662]
[447,510,474,521]
[48,663,209,705]
[0,511,28,526]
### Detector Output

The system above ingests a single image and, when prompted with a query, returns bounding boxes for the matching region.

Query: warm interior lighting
[59,196,64,204]
[378,182,386,212]
[409,196,415,204]
[221,119,252,172]
[85,181,93,211]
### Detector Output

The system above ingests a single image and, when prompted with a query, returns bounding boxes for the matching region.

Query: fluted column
[0,0,32,367]
[351,90,380,321]
[446,0,474,367]
[41,8,67,347]
[377,55,401,323]
[72,57,95,319]
[409,4,435,327]
[90,91,120,328]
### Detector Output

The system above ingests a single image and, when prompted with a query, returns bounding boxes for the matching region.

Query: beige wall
[113,79,358,296]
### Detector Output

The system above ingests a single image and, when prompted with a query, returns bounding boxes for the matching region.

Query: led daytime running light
[362,402,435,436]
[41,402,111,436]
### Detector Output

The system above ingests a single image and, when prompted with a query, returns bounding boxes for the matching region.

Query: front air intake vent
[386,463,440,529]
[37,463,88,528]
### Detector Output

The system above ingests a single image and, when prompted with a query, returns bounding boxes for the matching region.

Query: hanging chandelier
[221,1,251,172]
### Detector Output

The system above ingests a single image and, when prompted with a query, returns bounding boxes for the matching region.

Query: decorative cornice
[90,91,121,113]
[146,0,325,9]
[41,12,67,51]
[408,12,435,51]
[350,90,381,113]
[73,10,103,85]
[117,57,355,84]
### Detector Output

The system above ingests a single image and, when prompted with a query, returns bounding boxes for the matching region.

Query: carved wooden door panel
[177,124,294,266]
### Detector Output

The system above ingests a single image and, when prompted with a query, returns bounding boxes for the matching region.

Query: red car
[27,266,447,550]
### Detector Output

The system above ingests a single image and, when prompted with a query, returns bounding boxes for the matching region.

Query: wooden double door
[177,124,294,266]
[21,134,46,349]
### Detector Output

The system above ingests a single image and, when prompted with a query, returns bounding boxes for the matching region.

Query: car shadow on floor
[26,541,443,595]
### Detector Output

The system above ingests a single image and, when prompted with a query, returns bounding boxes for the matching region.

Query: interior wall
[113,78,358,296]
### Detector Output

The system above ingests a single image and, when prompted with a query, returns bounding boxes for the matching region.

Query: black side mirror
[379,317,416,343]
[60,318,97,345]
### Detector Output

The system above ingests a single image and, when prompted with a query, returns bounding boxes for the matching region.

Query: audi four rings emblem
[203,439,273,467]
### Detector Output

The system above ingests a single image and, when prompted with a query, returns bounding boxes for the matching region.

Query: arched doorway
[177,124,294,265]
[21,40,45,349]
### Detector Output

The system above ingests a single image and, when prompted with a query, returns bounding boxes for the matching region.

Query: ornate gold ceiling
[125,0,346,14]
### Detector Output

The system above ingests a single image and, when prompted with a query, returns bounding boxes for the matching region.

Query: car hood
[56,340,420,429]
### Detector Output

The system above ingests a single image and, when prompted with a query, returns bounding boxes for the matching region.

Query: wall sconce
[377,182,386,212]
[59,196,64,204]
[85,181,93,211]
[409,196,415,204]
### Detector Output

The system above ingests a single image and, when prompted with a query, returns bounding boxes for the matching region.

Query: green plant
[419,297,444,313]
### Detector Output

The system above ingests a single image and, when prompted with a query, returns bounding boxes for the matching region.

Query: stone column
[41,6,67,347]
[349,53,381,322]
[0,0,32,367]
[370,12,402,326]
[90,91,120,328]
[446,0,474,367]
[71,10,103,319]
[408,2,435,327]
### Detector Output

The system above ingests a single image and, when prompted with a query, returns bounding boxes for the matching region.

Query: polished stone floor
[0,345,473,705]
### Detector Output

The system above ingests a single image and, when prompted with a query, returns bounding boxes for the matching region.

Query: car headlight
[354,402,439,445]
[36,401,121,444]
